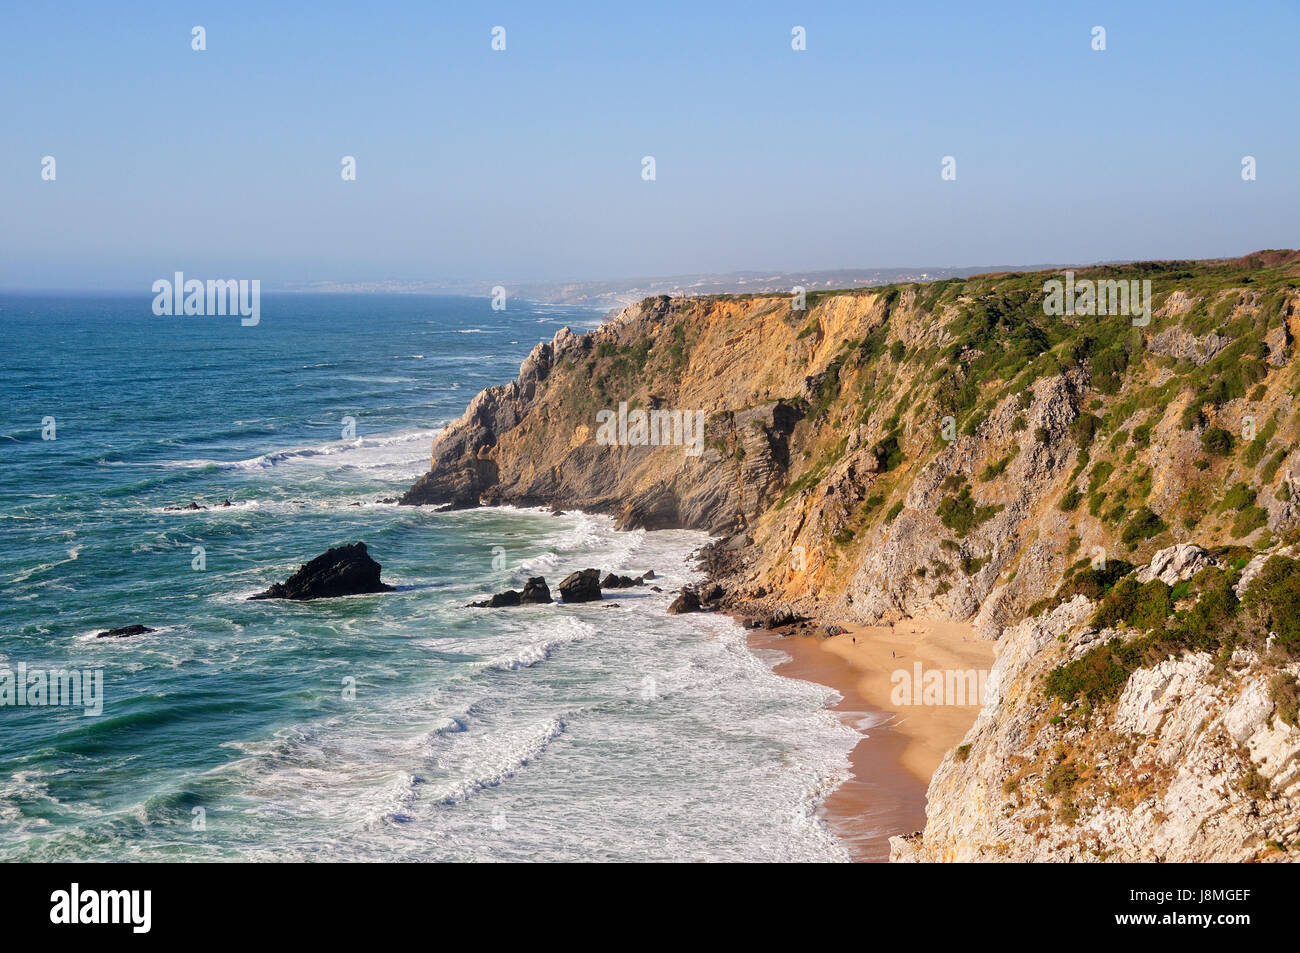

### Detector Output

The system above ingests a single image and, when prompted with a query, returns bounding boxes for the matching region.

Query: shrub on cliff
[1061,560,1135,600]
[1090,577,1173,631]
[872,431,905,472]
[1239,556,1300,654]
[1046,638,1139,704]
[937,483,1002,537]
[1200,426,1234,456]
[1270,674,1300,727]
[1231,506,1269,538]
[1045,562,1260,705]
[1121,506,1166,546]
[1221,482,1257,512]
[1069,412,1102,446]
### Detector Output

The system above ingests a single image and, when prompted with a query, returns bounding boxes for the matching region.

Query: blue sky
[3,0,1298,289]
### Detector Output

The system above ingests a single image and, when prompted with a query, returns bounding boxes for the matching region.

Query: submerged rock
[468,576,554,607]
[468,590,522,608]
[249,542,394,601]
[95,624,155,639]
[600,573,641,589]
[558,569,602,602]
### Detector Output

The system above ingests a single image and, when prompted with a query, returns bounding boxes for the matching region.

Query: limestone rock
[1136,543,1218,585]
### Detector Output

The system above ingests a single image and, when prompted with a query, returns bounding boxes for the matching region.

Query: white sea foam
[427,716,568,806]
[16,488,861,861]
[478,617,594,672]
[9,545,81,584]
[144,427,437,477]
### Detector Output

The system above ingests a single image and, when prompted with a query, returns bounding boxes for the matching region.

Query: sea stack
[249,542,394,601]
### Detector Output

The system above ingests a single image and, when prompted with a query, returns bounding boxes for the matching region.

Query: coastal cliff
[405,251,1300,861]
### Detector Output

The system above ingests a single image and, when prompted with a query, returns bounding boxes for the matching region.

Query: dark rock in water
[600,572,641,589]
[96,624,155,639]
[165,501,206,511]
[468,577,552,607]
[640,570,656,580]
[550,507,566,516]
[248,542,394,601]
[520,577,553,604]
[377,497,399,504]
[649,586,663,593]
[558,568,602,603]
[700,583,725,603]
[667,589,701,614]
[220,498,233,507]
[469,590,521,608]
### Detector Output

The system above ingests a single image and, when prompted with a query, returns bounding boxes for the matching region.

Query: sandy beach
[751,617,994,862]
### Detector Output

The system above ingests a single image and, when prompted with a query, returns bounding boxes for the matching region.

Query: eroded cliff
[404,251,1300,860]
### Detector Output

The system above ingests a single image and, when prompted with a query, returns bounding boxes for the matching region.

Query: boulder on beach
[95,624,156,639]
[700,583,725,604]
[558,568,602,603]
[667,589,701,614]
[248,542,394,601]
[763,604,804,629]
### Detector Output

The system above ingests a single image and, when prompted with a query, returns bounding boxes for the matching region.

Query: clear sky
[3,0,1298,289]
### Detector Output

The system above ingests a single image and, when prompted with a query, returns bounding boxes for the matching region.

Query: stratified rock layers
[403,259,1300,861]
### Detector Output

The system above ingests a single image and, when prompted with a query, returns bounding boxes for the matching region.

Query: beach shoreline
[748,617,994,862]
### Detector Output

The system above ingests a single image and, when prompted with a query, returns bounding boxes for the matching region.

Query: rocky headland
[402,251,1300,861]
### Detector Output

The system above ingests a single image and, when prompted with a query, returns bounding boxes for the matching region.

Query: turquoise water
[0,293,858,861]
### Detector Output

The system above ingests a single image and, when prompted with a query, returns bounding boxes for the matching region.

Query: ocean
[0,293,860,861]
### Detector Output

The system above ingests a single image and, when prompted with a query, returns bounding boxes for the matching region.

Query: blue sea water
[0,293,859,861]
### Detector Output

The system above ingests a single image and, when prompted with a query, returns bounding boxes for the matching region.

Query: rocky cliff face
[891,545,1300,862]
[404,252,1300,861]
